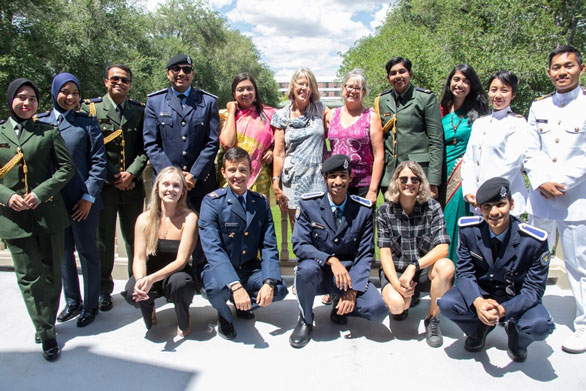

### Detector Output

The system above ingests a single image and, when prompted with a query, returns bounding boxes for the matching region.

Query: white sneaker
[562,327,586,354]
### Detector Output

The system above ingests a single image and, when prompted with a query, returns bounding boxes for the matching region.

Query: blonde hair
[384,161,432,204]
[287,68,321,103]
[144,166,190,255]
[343,68,369,97]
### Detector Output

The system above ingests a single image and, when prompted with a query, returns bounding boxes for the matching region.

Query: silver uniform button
[182,136,187,141]
[183,166,187,170]
[182,151,187,156]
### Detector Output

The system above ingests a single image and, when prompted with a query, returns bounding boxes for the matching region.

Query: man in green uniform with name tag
[81,64,147,312]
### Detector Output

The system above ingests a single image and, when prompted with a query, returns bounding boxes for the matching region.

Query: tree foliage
[0,0,278,117]
[339,0,586,115]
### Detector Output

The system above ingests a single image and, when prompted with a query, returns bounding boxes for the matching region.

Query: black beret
[167,54,193,69]
[476,177,511,206]
[322,154,351,175]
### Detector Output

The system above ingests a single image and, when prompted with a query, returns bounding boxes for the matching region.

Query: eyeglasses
[109,76,131,84]
[399,176,421,185]
[344,85,362,92]
[168,65,193,74]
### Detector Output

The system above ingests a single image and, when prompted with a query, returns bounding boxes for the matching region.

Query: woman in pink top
[326,69,384,204]
[218,73,276,199]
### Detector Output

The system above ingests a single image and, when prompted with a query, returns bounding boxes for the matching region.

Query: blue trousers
[438,287,554,349]
[295,260,387,324]
[202,263,288,323]
[61,205,101,311]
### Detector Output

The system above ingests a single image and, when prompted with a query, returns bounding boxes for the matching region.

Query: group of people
[1,45,584,363]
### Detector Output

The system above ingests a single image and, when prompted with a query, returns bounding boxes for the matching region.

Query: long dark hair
[231,72,266,122]
[440,64,488,123]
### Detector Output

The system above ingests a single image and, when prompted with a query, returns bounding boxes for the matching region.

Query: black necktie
[237,195,245,210]
[334,207,341,228]
[491,237,501,260]
[15,123,23,137]
[177,94,186,105]
[116,104,123,120]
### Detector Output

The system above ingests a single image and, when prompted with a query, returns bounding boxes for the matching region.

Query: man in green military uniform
[1,78,74,361]
[375,56,443,198]
[81,64,147,311]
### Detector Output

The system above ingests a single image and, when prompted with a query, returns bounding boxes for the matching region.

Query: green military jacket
[376,83,443,187]
[0,118,74,239]
[81,95,147,202]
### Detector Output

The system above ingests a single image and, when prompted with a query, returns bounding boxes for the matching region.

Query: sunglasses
[168,65,193,74]
[399,176,421,185]
[109,75,131,84]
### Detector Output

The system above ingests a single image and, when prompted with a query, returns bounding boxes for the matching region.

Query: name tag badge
[99,119,111,124]
[311,222,325,230]
[225,222,239,228]
[159,112,172,117]
[470,251,483,261]
[0,143,9,148]
[536,119,548,124]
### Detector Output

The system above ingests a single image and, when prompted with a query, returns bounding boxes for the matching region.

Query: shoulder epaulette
[519,223,548,241]
[349,194,372,208]
[0,119,6,125]
[534,92,554,101]
[75,110,91,118]
[147,88,167,98]
[129,99,145,107]
[34,111,51,119]
[85,97,103,105]
[377,89,393,97]
[415,87,432,94]
[515,114,524,118]
[200,89,217,99]
[208,187,227,199]
[301,191,324,200]
[249,190,265,199]
[458,216,483,227]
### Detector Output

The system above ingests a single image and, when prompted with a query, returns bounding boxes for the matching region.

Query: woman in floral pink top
[326,69,384,203]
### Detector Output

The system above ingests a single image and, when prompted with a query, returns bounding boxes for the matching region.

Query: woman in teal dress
[439,64,488,264]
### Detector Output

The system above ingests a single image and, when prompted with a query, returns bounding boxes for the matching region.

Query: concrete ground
[0,271,584,391]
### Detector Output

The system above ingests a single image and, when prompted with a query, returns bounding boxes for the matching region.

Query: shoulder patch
[519,223,548,241]
[540,250,551,267]
[295,207,301,220]
[147,88,167,98]
[199,89,218,99]
[458,216,483,227]
[534,92,554,101]
[301,191,324,200]
[129,99,145,107]
[349,194,372,208]
[207,188,227,199]
[84,97,103,104]
[415,87,432,94]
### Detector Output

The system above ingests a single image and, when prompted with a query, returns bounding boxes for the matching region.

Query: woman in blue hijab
[37,72,106,328]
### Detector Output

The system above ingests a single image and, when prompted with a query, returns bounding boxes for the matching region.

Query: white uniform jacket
[525,86,586,221]
[461,106,528,215]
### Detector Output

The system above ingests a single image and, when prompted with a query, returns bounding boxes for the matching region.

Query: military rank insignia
[540,251,551,267]
[295,207,300,220]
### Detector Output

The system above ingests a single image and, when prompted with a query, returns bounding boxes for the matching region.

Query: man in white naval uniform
[525,45,586,354]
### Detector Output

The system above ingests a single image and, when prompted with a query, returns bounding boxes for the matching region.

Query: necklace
[450,112,464,145]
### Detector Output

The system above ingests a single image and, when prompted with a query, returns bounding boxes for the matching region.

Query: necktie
[491,237,501,260]
[177,94,186,106]
[334,207,341,228]
[57,114,63,126]
[14,123,22,137]
[116,104,123,121]
[237,195,246,210]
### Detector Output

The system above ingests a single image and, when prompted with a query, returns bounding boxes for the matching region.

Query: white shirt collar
[491,106,512,120]
[553,85,582,106]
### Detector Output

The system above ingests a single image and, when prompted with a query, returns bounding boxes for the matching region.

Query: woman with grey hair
[271,68,328,229]
[326,69,383,204]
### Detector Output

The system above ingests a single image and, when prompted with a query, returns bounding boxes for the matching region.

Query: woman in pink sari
[218,73,275,199]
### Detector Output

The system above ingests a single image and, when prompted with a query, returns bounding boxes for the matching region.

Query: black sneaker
[424,316,443,348]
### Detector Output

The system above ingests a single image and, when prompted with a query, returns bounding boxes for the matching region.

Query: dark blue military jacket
[198,187,281,288]
[456,215,550,322]
[291,192,374,293]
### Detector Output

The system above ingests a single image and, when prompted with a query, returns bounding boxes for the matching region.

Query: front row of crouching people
[126,150,553,362]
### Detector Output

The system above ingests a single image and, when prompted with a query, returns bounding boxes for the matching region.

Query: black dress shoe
[99,293,113,312]
[289,315,313,348]
[235,309,255,320]
[391,310,409,321]
[506,323,527,362]
[217,315,236,340]
[465,323,495,352]
[57,303,82,322]
[34,333,41,344]
[330,296,348,325]
[77,308,98,327]
[42,339,60,362]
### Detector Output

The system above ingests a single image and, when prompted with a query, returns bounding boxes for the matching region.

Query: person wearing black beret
[438,177,555,362]
[0,78,74,361]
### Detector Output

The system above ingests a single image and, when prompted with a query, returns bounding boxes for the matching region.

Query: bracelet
[413,261,421,272]
[272,176,280,182]
[231,285,244,293]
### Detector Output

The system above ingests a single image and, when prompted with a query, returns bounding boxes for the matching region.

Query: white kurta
[461,106,528,215]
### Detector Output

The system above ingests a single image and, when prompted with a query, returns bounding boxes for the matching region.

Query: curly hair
[384,161,432,204]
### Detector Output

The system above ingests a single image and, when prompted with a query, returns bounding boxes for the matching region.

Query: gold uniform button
[476,161,480,166]
[561,102,565,107]
[183,166,188,170]
[552,157,557,163]
[103,127,107,130]
[20,178,25,183]
[539,128,543,132]
[244,232,249,236]
[576,128,580,133]
[242,250,246,255]
[483,132,486,136]
[555,139,560,143]
[558,120,561,125]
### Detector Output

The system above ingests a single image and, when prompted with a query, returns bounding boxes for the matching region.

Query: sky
[145,0,392,81]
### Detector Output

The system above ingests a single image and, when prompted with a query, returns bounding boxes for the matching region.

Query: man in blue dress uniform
[289,154,387,348]
[198,147,288,340]
[143,54,219,212]
[438,177,554,362]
